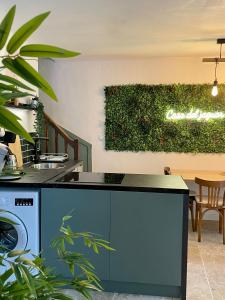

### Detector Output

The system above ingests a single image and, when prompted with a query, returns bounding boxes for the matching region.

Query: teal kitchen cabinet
[41,188,110,279]
[107,191,185,297]
[41,186,188,299]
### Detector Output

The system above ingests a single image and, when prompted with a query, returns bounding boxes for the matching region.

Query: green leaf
[93,244,99,254]
[0,105,33,143]
[0,5,16,50]
[65,236,74,245]
[20,44,80,58]
[0,83,20,92]
[0,216,18,225]
[0,96,7,105]
[7,249,30,257]
[62,215,72,222]
[7,11,50,54]
[0,74,34,91]
[11,263,23,285]
[0,268,13,283]
[3,57,57,101]
[19,264,37,298]
[16,256,36,267]
[0,91,31,100]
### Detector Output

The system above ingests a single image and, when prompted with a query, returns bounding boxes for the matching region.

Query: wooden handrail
[44,112,79,160]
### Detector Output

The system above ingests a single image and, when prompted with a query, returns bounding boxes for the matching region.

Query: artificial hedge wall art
[104,84,225,153]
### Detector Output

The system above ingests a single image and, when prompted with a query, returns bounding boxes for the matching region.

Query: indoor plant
[0,213,113,299]
[0,4,79,143]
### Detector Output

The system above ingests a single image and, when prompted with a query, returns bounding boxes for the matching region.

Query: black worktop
[0,161,188,194]
[0,160,78,187]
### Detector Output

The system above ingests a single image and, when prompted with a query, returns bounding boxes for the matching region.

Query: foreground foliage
[0,5,79,143]
[0,214,113,299]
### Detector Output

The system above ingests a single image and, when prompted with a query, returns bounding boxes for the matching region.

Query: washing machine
[0,189,39,275]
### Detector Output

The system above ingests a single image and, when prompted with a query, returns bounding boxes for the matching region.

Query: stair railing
[44,112,79,160]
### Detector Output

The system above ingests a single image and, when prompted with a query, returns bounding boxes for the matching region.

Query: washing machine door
[0,211,28,253]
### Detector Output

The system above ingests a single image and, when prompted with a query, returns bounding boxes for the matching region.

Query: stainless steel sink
[30,162,65,169]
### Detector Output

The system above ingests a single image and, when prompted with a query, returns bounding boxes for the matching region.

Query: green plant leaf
[0,5,16,50]
[0,216,18,225]
[0,91,31,100]
[7,11,50,54]
[0,105,33,143]
[11,263,23,285]
[0,83,20,92]
[0,268,13,283]
[19,264,37,298]
[62,215,72,222]
[20,44,80,58]
[3,57,57,101]
[7,250,30,257]
[0,74,34,91]
[0,96,7,105]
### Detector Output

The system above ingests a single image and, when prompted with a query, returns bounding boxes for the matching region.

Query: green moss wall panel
[104,84,225,153]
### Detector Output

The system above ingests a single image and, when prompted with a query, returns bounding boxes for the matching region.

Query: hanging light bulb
[211,59,219,97]
[212,80,218,96]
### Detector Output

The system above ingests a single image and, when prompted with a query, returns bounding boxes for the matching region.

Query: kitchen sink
[30,162,65,170]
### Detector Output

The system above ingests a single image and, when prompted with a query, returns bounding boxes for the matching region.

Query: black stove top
[56,172,125,184]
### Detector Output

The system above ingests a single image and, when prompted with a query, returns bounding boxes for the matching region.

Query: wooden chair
[164,166,196,231]
[195,177,225,244]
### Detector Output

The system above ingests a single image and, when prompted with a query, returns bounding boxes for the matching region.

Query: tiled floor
[187,220,225,300]
[64,220,225,300]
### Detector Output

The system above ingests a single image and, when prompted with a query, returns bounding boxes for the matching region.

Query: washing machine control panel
[15,198,33,206]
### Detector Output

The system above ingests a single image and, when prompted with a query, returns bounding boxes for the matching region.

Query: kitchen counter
[0,162,188,194]
[48,171,188,194]
[0,160,82,187]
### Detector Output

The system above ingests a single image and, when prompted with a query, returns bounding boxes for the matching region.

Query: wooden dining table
[171,169,225,181]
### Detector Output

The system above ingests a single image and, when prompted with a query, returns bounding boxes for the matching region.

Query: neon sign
[166,109,225,121]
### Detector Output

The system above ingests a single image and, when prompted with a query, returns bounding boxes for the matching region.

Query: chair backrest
[195,177,225,207]
[164,166,171,175]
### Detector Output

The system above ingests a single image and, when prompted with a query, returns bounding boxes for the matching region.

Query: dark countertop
[0,160,80,188]
[0,161,189,194]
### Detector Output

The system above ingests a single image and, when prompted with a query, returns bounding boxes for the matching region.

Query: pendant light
[211,59,218,97]
[202,38,225,97]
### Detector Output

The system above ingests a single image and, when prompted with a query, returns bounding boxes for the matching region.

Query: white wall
[39,56,225,174]
[7,107,36,132]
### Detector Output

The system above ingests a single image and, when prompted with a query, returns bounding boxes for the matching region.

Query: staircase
[43,112,92,171]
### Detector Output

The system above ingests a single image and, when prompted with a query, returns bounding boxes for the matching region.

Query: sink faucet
[32,137,49,163]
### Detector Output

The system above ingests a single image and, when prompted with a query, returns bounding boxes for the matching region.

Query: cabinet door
[41,188,110,279]
[110,191,184,286]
